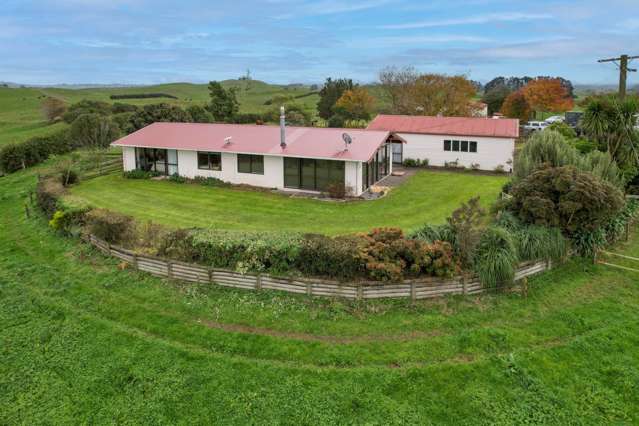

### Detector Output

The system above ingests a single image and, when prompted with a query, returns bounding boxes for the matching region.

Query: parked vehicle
[523,121,549,131]
[544,115,564,124]
[565,111,583,128]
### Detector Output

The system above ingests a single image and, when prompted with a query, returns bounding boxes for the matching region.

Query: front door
[392,142,403,165]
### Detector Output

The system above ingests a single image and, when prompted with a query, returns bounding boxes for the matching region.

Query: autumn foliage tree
[41,97,67,122]
[501,90,532,121]
[379,66,476,116]
[334,87,375,120]
[522,78,573,119]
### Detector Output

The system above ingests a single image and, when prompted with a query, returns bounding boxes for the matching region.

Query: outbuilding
[367,114,519,171]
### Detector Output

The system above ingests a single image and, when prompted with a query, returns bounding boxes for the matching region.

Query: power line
[598,54,639,99]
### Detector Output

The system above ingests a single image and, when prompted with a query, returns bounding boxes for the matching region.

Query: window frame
[237,154,264,175]
[469,141,478,153]
[197,151,222,171]
[444,140,451,151]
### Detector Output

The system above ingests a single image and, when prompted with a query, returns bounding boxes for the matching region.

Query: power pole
[598,54,639,99]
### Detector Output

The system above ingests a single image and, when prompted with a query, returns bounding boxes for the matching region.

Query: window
[283,157,344,191]
[452,140,460,151]
[237,154,264,174]
[135,148,177,175]
[197,152,221,171]
[461,141,469,152]
[470,141,478,153]
[444,140,451,151]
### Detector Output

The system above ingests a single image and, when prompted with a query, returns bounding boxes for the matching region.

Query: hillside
[0,80,320,147]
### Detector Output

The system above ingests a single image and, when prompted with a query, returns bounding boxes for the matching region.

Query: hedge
[0,129,74,173]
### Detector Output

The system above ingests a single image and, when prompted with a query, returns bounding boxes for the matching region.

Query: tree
[378,67,476,116]
[62,100,112,124]
[485,76,533,93]
[41,97,67,122]
[522,78,573,119]
[317,78,355,120]
[510,166,624,235]
[69,113,120,149]
[501,90,532,121]
[334,87,375,120]
[129,103,192,131]
[186,105,214,123]
[207,81,239,121]
[481,86,512,115]
[582,96,639,181]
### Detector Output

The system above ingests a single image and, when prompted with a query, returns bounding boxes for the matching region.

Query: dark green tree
[129,103,192,131]
[69,113,120,149]
[207,81,239,121]
[186,105,214,123]
[481,86,511,115]
[62,100,112,123]
[317,78,355,120]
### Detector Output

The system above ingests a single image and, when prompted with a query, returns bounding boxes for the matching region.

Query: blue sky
[1,0,638,85]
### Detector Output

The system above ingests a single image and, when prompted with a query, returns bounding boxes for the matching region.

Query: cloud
[274,0,391,19]
[381,12,553,29]
[347,34,493,48]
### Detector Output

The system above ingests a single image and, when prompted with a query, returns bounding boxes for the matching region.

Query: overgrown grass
[2,162,639,423]
[66,171,508,235]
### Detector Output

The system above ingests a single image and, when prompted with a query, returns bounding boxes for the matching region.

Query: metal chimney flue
[280,106,286,148]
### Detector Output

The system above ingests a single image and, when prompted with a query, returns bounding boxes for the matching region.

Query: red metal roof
[112,122,390,162]
[367,114,519,139]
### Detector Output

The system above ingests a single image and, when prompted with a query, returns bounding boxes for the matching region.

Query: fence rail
[86,234,552,300]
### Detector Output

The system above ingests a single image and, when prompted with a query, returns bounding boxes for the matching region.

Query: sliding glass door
[283,157,344,191]
[135,148,178,175]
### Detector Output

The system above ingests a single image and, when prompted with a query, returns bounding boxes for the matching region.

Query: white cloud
[348,34,492,48]
[381,12,553,29]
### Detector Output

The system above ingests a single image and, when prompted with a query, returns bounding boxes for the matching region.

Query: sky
[1,0,638,86]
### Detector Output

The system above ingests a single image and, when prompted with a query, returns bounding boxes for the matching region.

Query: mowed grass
[67,170,508,234]
[2,165,639,423]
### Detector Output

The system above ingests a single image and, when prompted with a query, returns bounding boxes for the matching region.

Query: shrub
[85,209,136,245]
[36,177,66,217]
[60,169,79,186]
[573,199,639,256]
[355,228,458,281]
[192,176,229,187]
[494,164,506,173]
[473,227,518,288]
[63,100,112,123]
[111,103,139,114]
[175,229,304,274]
[446,197,486,266]
[49,205,90,234]
[123,169,160,179]
[296,234,363,281]
[326,181,347,199]
[509,166,625,235]
[168,173,187,183]
[403,158,428,168]
[0,130,73,174]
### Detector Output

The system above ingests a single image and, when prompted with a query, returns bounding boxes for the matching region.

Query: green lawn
[2,164,639,423]
[67,170,508,234]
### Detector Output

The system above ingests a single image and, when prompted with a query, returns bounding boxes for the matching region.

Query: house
[112,111,392,196]
[366,114,519,171]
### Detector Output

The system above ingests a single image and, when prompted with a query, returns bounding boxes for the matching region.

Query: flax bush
[473,227,519,288]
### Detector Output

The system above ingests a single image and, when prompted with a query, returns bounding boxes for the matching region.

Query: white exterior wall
[398,133,515,172]
[122,146,136,171]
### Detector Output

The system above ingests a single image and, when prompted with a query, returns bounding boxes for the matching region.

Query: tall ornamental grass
[473,227,518,288]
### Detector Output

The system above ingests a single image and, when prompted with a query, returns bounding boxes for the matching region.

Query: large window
[135,148,178,175]
[444,140,478,153]
[283,157,344,191]
[198,152,222,171]
[237,154,264,174]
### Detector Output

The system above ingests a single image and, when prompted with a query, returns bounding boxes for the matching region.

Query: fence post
[357,285,363,301]
[167,260,173,279]
[306,282,312,297]
[462,275,468,295]
[208,267,213,284]
[256,274,262,290]
[410,282,416,301]
[626,221,630,242]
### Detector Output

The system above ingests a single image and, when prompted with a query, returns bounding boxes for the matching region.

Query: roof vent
[224,136,232,145]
